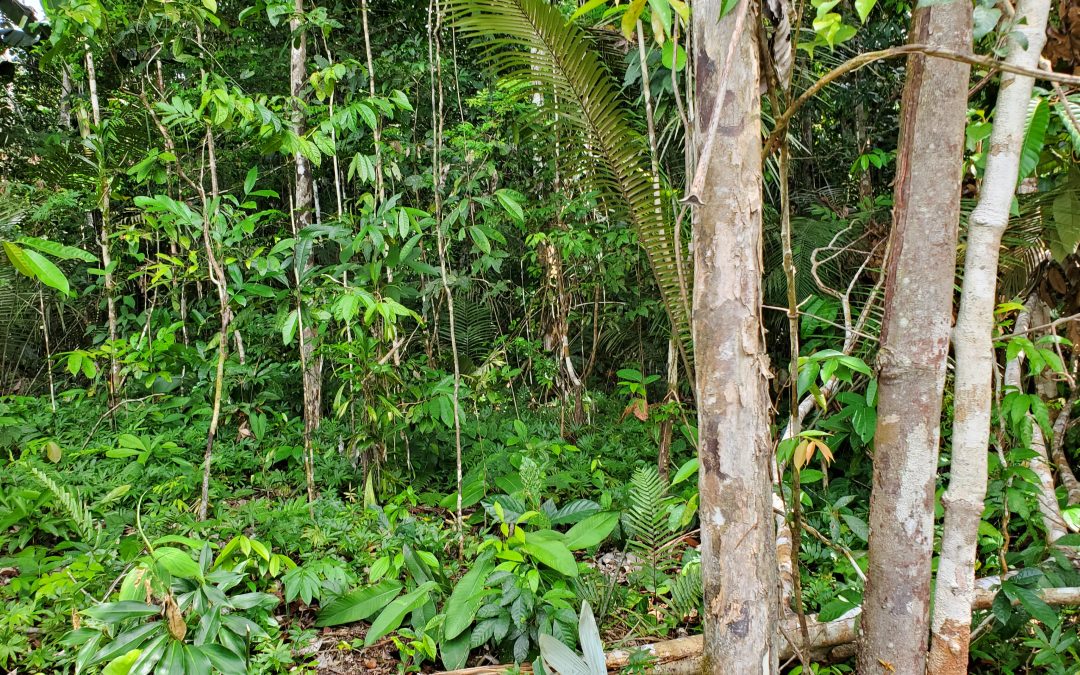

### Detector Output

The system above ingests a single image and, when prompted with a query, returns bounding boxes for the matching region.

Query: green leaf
[22,248,70,294]
[200,644,247,674]
[282,308,299,346]
[82,602,160,623]
[127,634,168,675]
[440,628,472,670]
[563,512,620,550]
[494,189,525,224]
[150,547,202,580]
[1004,583,1059,626]
[364,581,438,646]
[3,241,36,278]
[244,167,259,195]
[18,237,97,262]
[316,580,403,627]
[102,649,142,675]
[521,531,578,576]
[570,0,608,22]
[89,622,164,666]
[444,552,494,640]
[1019,97,1049,181]
[671,457,698,485]
[972,4,1002,40]
[854,0,877,23]
[468,225,491,254]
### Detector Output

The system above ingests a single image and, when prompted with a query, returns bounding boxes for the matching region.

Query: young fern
[623,465,668,552]
[26,465,95,541]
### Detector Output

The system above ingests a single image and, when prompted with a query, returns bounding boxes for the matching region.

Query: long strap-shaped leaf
[448,0,694,376]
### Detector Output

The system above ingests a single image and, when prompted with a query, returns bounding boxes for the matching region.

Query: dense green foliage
[2,0,1080,672]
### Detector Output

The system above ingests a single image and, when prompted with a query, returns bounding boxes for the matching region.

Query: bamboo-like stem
[430,0,465,559]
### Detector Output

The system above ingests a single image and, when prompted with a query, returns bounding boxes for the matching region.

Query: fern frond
[669,561,703,619]
[27,466,95,541]
[449,0,693,376]
[624,465,667,551]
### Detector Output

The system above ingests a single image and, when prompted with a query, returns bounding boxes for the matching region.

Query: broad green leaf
[521,531,578,576]
[90,622,164,666]
[315,580,403,627]
[102,649,142,675]
[23,248,70,294]
[150,548,201,580]
[972,4,1001,40]
[3,241,35,278]
[282,308,299,345]
[19,237,97,262]
[1019,97,1048,181]
[364,581,438,646]
[126,634,167,675]
[495,189,525,224]
[440,629,472,670]
[444,551,495,639]
[82,602,160,623]
[620,0,647,39]
[854,0,877,22]
[563,512,620,550]
[671,457,698,485]
[200,644,247,674]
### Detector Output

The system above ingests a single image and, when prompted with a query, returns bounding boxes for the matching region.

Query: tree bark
[291,0,322,438]
[857,3,971,673]
[692,2,778,672]
[929,0,1050,669]
[84,48,120,406]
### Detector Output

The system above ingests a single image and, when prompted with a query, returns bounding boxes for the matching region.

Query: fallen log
[433,586,1080,674]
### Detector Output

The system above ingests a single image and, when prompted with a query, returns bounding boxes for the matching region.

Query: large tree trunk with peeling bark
[290,0,322,436]
[857,3,971,673]
[691,3,778,671]
[929,0,1051,670]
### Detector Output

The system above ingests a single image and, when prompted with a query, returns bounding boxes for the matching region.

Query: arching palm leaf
[448,0,693,376]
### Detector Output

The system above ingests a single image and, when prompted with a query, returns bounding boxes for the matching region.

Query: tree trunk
[857,3,971,673]
[692,2,778,671]
[929,0,1050,669]
[291,0,322,436]
[84,48,120,406]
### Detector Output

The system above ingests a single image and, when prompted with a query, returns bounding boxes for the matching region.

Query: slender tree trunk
[291,0,322,439]
[198,130,230,522]
[858,3,971,673]
[692,3,778,671]
[84,48,120,405]
[929,0,1050,669]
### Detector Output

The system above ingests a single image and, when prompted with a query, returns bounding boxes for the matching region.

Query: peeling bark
[858,3,971,673]
[692,3,778,672]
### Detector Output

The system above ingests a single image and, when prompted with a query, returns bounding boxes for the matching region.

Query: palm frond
[449,0,693,377]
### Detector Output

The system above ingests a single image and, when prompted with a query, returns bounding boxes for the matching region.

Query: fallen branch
[433,586,1080,674]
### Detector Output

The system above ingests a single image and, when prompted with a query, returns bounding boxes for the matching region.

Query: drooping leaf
[449,0,693,377]
[315,580,403,627]
[539,633,589,675]
[364,581,438,646]
[443,552,494,639]
[1019,97,1049,181]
